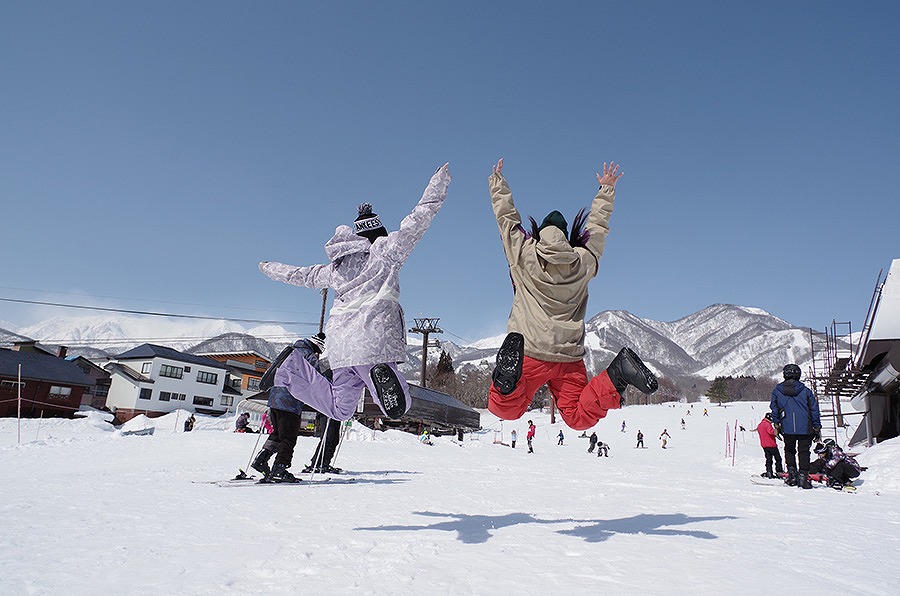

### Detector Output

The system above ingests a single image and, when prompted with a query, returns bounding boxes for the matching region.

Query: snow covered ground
[2,401,898,596]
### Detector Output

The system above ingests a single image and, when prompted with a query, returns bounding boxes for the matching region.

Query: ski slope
[2,401,898,595]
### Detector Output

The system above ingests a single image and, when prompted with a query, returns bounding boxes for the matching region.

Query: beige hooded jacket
[490,171,615,362]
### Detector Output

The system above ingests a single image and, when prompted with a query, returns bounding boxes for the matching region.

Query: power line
[1,333,300,347]
[0,297,317,326]
[0,285,309,316]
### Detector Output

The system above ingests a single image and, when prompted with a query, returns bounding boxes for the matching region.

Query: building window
[192,396,214,407]
[220,396,234,407]
[184,366,191,373]
[231,378,242,388]
[160,364,184,379]
[173,393,186,401]
[159,391,171,402]
[0,380,25,391]
[95,385,109,398]
[254,359,268,371]
[48,386,72,400]
[141,362,152,374]
[139,388,152,400]
[247,377,260,391]
[197,371,218,385]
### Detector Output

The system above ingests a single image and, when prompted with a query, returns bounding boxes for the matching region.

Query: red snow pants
[488,356,621,431]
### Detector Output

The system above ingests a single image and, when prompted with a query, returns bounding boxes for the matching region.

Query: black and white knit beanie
[308,332,326,353]
[354,203,387,241]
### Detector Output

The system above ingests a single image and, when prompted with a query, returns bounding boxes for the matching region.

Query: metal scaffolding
[807,321,870,443]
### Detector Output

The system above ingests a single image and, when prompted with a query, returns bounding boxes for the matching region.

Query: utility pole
[408,317,442,387]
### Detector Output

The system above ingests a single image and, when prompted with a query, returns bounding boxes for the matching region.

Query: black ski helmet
[782,364,802,381]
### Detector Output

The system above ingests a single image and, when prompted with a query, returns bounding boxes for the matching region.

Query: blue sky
[2,2,898,346]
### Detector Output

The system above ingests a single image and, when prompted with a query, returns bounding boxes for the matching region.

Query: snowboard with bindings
[750,472,858,491]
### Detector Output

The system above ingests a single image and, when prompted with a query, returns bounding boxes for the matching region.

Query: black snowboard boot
[251,449,273,477]
[799,471,813,489]
[784,467,799,487]
[370,363,406,419]
[265,462,301,484]
[607,347,659,397]
[492,332,524,395]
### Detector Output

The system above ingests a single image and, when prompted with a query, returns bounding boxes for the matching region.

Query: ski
[210,477,356,487]
[193,477,258,485]
[193,470,258,484]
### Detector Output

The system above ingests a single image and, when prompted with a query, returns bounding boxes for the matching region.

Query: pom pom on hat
[308,332,326,352]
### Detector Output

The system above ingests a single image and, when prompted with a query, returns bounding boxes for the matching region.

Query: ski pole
[308,417,330,481]
[331,420,348,467]
[243,421,266,477]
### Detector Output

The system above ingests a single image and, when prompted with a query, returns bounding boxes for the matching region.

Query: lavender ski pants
[274,352,410,421]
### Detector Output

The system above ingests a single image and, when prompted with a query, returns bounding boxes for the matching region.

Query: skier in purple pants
[260,164,451,421]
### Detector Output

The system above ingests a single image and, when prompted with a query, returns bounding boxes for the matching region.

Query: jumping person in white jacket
[259,164,451,421]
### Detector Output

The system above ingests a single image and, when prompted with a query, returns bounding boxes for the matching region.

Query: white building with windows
[103,344,230,423]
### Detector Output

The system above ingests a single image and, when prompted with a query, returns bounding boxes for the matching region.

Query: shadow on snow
[355,511,737,544]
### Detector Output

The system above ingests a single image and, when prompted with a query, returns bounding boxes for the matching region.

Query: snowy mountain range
[1,304,837,383]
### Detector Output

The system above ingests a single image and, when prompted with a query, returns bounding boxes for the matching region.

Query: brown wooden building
[0,347,95,419]
[196,351,270,394]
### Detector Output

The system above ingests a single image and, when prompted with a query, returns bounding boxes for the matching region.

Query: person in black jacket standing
[769,364,822,489]
[251,334,327,483]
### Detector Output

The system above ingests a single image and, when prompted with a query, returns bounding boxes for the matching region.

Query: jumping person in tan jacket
[488,158,657,431]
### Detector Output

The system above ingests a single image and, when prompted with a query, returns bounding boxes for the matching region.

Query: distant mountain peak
[2,303,824,382]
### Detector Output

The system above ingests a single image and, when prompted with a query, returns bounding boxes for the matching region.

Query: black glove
[813,426,822,442]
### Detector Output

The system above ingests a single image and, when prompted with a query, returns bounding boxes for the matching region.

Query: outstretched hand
[596,161,623,187]
[493,158,504,175]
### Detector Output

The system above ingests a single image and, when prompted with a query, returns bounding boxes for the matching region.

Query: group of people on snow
[242,158,659,481]
[759,364,861,490]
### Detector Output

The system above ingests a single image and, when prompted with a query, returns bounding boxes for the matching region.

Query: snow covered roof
[114,344,228,369]
[104,362,153,384]
[0,348,94,386]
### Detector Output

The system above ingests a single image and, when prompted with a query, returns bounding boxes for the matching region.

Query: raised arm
[582,161,622,261]
[259,261,331,289]
[489,158,526,261]
[382,163,452,263]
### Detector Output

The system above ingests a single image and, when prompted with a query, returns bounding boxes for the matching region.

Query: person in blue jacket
[769,364,821,489]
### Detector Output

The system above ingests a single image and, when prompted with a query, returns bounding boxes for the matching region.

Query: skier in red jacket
[757,413,784,478]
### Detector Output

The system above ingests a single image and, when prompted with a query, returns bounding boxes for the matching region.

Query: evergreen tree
[706,377,729,404]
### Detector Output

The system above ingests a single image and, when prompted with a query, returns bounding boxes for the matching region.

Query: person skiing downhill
[259,164,451,422]
[596,440,609,457]
[487,158,657,432]
[659,428,671,449]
